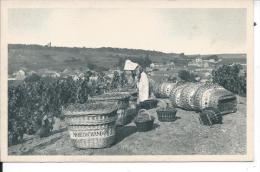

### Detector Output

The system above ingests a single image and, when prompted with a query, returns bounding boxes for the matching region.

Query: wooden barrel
[63,102,118,149]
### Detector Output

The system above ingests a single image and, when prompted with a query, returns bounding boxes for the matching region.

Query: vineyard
[212,64,247,96]
[8,71,129,146]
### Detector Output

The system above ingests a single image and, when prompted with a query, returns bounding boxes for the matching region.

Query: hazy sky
[8,8,246,54]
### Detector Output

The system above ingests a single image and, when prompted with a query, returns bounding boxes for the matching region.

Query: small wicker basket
[156,104,177,122]
[138,99,158,110]
[199,107,223,126]
[134,109,155,132]
[134,117,155,132]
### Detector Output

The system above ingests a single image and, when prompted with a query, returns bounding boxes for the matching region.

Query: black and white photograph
[0,0,253,162]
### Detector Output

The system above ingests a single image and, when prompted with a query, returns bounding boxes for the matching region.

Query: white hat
[124,59,139,71]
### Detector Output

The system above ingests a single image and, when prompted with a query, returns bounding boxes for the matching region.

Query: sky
[8,8,246,54]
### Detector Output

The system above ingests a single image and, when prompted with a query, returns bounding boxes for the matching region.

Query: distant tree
[178,70,197,82]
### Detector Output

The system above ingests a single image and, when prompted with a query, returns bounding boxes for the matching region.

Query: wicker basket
[156,107,177,122]
[71,136,116,149]
[89,92,131,126]
[154,82,178,98]
[138,99,158,110]
[63,102,118,149]
[170,83,189,107]
[110,88,138,97]
[170,82,237,115]
[193,84,221,110]
[199,107,223,126]
[193,83,237,114]
[89,92,130,109]
[110,89,138,109]
[179,83,202,110]
[134,109,155,132]
[134,118,154,132]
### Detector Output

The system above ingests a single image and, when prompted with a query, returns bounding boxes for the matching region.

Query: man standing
[138,69,149,102]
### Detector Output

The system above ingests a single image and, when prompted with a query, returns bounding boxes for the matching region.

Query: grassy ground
[8,96,246,155]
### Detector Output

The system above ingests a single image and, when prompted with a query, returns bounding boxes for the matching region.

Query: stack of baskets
[63,102,118,149]
[89,92,131,126]
[170,83,237,115]
[111,88,138,108]
[110,88,138,121]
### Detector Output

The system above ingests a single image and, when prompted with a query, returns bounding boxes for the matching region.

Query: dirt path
[9,97,247,155]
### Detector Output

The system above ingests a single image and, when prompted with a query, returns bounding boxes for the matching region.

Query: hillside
[8,44,246,74]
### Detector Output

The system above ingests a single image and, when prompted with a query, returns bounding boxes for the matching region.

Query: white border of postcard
[0,0,254,162]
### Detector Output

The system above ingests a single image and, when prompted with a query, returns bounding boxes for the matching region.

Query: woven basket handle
[137,109,152,120]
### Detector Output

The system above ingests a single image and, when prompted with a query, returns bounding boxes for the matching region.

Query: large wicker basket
[179,83,202,110]
[89,92,131,126]
[170,82,237,115]
[110,88,138,97]
[63,102,118,149]
[154,82,178,98]
[193,84,222,111]
[193,83,237,114]
[170,83,189,107]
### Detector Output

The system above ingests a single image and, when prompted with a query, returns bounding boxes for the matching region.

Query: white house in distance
[151,62,175,71]
[188,58,209,68]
